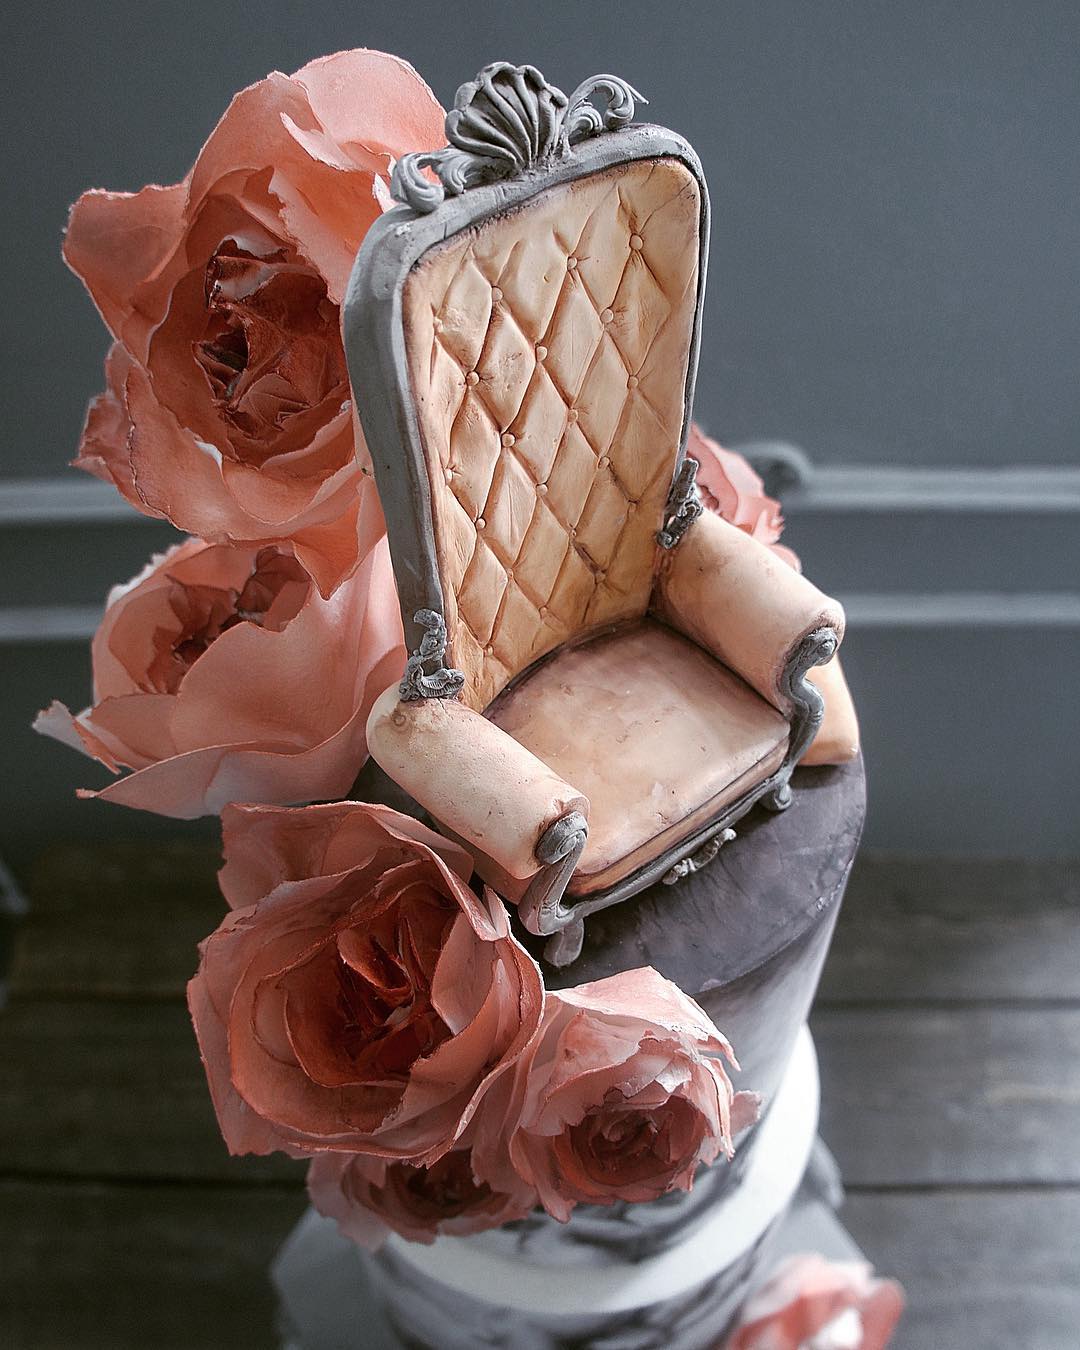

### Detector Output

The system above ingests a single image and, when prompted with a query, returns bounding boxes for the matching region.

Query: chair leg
[762,780,793,812]
[543,917,585,968]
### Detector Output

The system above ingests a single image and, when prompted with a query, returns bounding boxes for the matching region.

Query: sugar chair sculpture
[346,63,845,966]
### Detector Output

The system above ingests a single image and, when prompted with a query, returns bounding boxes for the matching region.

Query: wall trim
[0,478,152,526]
[4,592,1078,645]
[841,592,1080,628]
[3,462,1080,529]
[788,465,1080,513]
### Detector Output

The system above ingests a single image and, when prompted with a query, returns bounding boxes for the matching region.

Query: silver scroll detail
[657,455,704,549]
[399,609,466,702]
[391,63,645,213]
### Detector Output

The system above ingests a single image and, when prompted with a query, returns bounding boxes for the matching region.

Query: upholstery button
[627,374,639,389]
[598,455,610,468]
[505,568,514,581]
[491,286,502,302]
[601,308,614,324]
[465,370,479,386]
[536,483,548,497]
[476,516,486,529]
[539,605,549,618]
[501,432,516,447]
[630,234,643,250]
[570,527,577,539]
[567,408,578,423]
[536,344,547,361]
[484,645,494,656]
[433,317,443,332]
[444,468,454,484]
[567,256,578,270]
[627,500,637,514]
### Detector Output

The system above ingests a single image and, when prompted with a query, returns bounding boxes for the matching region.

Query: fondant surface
[487,618,788,895]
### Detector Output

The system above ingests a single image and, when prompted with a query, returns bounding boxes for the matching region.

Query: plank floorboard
[5,841,1079,1348]
[822,857,1080,1003]
[0,1180,304,1350]
[842,1189,1080,1350]
[11,839,221,998]
[0,998,300,1184]
[814,1006,1080,1185]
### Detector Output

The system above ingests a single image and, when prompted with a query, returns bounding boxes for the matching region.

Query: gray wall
[2,1,1077,858]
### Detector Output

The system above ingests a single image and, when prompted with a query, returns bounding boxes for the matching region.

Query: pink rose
[34,515,402,817]
[725,1254,905,1350]
[472,967,759,1223]
[688,424,801,570]
[188,802,544,1162]
[64,50,445,595]
[307,1145,537,1248]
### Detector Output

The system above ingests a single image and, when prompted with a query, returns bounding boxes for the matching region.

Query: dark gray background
[7,0,1080,476]
[2,1,1077,859]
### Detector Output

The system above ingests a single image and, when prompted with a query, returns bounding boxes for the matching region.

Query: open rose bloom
[307,1144,537,1248]
[188,802,543,1162]
[725,1254,905,1350]
[472,967,760,1224]
[688,423,801,571]
[65,50,445,594]
[34,516,402,817]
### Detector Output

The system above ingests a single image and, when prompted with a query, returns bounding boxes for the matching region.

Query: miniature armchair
[345,64,845,965]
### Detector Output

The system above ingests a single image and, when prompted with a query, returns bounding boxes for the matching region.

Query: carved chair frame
[344,68,835,963]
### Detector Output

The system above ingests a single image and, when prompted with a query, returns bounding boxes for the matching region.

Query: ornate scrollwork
[661,828,736,885]
[391,62,645,213]
[399,609,466,701]
[657,456,704,549]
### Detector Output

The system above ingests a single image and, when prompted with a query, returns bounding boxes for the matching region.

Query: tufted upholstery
[402,157,701,711]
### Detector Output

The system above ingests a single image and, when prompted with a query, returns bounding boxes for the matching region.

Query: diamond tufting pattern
[402,157,701,710]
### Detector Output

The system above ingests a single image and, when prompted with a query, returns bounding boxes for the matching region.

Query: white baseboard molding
[842,592,1080,627]
[3,592,1078,644]
[787,464,1080,513]
[3,461,1079,529]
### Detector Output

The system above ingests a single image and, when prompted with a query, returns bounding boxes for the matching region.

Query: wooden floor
[1,842,1077,1349]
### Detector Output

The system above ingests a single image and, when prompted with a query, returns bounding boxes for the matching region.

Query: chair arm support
[365,686,590,882]
[654,511,846,714]
[804,655,860,766]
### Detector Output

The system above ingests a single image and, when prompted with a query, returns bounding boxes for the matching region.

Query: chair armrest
[804,655,860,766]
[654,511,845,714]
[365,686,590,882]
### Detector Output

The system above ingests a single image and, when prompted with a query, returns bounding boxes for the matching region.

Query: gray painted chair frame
[343,63,836,964]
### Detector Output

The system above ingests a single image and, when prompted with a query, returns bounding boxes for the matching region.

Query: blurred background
[3,0,1078,861]
[1,4,1077,1348]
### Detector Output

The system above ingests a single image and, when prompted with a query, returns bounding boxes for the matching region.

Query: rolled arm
[365,685,590,883]
[655,511,845,714]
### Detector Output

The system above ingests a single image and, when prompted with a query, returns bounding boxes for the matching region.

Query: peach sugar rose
[307,1144,537,1248]
[472,966,760,1223]
[724,1253,904,1350]
[188,802,544,1163]
[35,511,402,817]
[65,50,446,595]
[687,423,801,570]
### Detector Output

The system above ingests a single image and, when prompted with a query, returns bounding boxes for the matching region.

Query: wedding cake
[39,48,902,1350]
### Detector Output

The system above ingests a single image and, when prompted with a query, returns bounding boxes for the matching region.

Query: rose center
[148,547,308,693]
[331,899,455,1081]
[192,239,348,462]
[389,1151,493,1221]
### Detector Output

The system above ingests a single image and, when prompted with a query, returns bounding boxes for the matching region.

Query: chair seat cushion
[485,618,789,897]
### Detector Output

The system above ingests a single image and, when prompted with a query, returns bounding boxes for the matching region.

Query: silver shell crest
[391,63,645,213]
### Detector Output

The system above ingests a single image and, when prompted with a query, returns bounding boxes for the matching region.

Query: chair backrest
[345,64,709,711]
